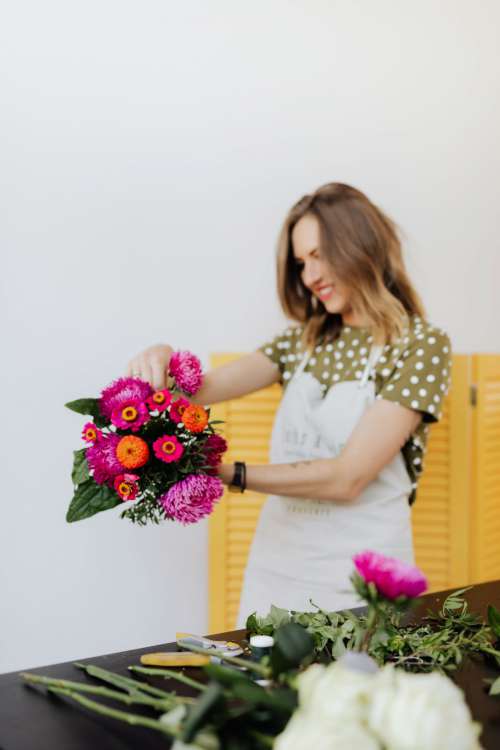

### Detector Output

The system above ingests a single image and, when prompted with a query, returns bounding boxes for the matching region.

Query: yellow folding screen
[470,356,500,583]
[208,353,500,633]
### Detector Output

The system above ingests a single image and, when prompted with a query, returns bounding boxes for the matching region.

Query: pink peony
[153,434,184,463]
[82,422,102,444]
[353,550,428,600]
[100,377,153,420]
[169,351,203,395]
[159,474,224,524]
[111,400,150,432]
[146,389,172,413]
[114,473,140,501]
[169,396,190,424]
[86,433,123,485]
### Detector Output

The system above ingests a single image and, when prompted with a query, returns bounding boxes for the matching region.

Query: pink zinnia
[100,377,153,420]
[153,434,184,463]
[86,433,123,485]
[169,351,203,395]
[353,550,428,600]
[146,389,172,413]
[170,397,190,424]
[114,473,140,501]
[82,422,102,444]
[111,400,150,432]
[159,474,224,525]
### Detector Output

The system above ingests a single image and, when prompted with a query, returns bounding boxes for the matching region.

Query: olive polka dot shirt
[258,316,452,504]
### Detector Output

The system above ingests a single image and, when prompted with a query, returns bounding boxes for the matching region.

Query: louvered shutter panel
[412,355,471,591]
[470,355,500,584]
[208,353,281,632]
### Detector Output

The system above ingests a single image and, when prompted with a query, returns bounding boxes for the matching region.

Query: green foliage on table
[20,593,500,747]
[246,588,500,673]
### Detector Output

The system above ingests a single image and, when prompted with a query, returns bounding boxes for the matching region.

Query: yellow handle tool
[140,652,210,667]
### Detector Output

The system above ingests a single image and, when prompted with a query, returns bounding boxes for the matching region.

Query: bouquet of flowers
[65,351,227,526]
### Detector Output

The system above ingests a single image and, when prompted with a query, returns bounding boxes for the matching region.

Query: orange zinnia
[181,404,209,433]
[116,435,150,469]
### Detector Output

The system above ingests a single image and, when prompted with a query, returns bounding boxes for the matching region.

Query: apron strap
[359,344,384,387]
[290,349,310,382]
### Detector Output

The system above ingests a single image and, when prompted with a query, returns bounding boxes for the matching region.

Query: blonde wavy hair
[276,182,425,350]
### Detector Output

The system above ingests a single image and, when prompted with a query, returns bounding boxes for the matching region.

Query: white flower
[297,660,376,726]
[368,665,483,750]
[273,710,380,750]
[274,660,381,749]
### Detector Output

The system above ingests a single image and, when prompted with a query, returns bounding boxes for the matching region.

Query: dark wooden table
[2,581,500,749]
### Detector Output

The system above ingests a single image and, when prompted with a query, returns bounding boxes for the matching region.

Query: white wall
[2,0,499,673]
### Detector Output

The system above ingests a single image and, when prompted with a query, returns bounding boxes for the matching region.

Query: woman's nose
[302,258,323,288]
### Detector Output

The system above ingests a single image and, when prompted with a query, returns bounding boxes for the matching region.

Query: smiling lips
[315,284,334,301]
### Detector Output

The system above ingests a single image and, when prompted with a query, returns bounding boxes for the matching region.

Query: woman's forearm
[218,458,358,503]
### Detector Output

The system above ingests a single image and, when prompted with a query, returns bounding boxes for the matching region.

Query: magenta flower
[111,400,150,432]
[159,474,224,524]
[202,434,228,474]
[146,389,172,413]
[153,434,184,463]
[86,433,123,485]
[169,396,190,424]
[114,473,140,501]
[204,434,228,454]
[82,422,102,444]
[353,550,428,600]
[100,377,153,420]
[169,351,203,395]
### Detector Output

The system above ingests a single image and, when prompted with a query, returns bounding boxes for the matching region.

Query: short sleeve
[377,326,452,423]
[257,326,303,385]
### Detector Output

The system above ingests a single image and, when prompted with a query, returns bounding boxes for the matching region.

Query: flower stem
[47,686,178,737]
[129,665,207,691]
[21,673,177,712]
[360,607,379,652]
[74,662,174,699]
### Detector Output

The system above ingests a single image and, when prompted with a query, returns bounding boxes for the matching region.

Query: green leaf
[270,622,314,675]
[71,449,90,485]
[489,676,500,696]
[65,398,99,416]
[231,681,296,715]
[488,605,500,638]
[66,479,121,523]
[65,398,108,428]
[269,605,291,629]
[203,663,251,687]
[181,682,224,743]
[331,636,347,659]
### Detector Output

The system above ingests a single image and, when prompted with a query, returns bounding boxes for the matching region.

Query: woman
[127,183,451,626]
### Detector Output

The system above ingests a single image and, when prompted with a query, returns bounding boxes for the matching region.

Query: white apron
[236,345,414,627]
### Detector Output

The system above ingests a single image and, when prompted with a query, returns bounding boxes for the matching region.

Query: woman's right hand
[126,344,174,391]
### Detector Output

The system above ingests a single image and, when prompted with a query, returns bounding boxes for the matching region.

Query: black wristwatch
[228,461,246,493]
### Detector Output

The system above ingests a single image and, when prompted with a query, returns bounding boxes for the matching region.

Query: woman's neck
[341,309,372,328]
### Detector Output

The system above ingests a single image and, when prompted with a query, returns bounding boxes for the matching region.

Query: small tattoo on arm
[290,460,313,469]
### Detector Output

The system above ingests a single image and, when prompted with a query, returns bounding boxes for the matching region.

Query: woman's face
[291,213,353,320]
